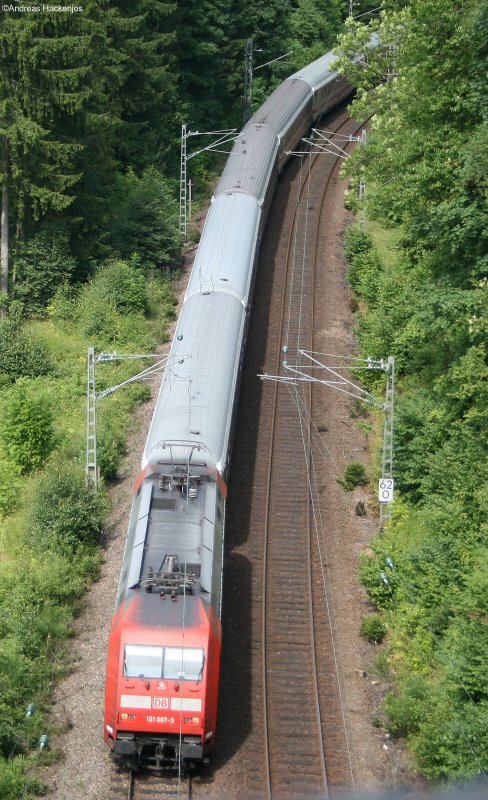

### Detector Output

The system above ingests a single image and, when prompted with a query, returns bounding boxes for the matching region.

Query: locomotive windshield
[124,644,204,681]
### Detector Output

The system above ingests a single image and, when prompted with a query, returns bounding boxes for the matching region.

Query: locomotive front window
[124,645,163,678]
[123,645,204,680]
[164,647,204,681]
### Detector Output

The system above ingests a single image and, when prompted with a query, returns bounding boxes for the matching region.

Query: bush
[384,675,428,738]
[77,290,119,341]
[11,225,77,313]
[0,754,44,798]
[0,705,22,758]
[27,463,108,555]
[109,168,182,269]
[344,223,373,263]
[91,258,147,315]
[76,258,149,344]
[0,384,54,474]
[348,248,383,306]
[338,461,368,491]
[0,638,43,726]
[97,419,126,481]
[46,284,78,322]
[0,318,52,384]
[360,613,387,643]
[0,459,22,519]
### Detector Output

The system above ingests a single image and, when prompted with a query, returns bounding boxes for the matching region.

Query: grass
[364,220,401,271]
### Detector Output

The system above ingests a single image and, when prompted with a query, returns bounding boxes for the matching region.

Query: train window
[124,645,163,678]
[163,647,204,681]
[123,645,204,680]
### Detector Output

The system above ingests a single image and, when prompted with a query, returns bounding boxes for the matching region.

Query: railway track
[238,107,364,800]
[107,108,364,800]
[109,768,191,800]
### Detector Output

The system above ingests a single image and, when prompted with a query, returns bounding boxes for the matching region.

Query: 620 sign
[378,478,394,504]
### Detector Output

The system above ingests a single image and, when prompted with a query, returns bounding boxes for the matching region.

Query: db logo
[152,697,169,710]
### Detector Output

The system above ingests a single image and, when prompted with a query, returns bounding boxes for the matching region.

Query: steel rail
[109,767,191,800]
[259,110,357,798]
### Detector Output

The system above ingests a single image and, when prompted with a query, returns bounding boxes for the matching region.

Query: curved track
[236,106,363,800]
[109,107,363,800]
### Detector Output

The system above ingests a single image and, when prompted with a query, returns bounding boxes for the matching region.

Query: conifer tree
[174,0,234,129]
[109,0,180,172]
[0,2,123,304]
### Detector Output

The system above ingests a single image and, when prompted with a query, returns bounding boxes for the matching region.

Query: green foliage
[76,258,151,345]
[360,614,386,643]
[88,258,147,315]
[412,698,488,780]
[0,459,22,520]
[0,755,44,799]
[0,318,52,384]
[373,649,390,680]
[0,705,22,758]
[11,226,77,314]
[174,0,234,128]
[359,550,395,610]
[46,284,79,322]
[26,464,108,555]
[338,461,368,491]
[384,675,429,738]
[289,0,343,65]
[344,223,374,264]
[109,169,181,269]
[0,383,54,474]
[97,418,127,482]
[109,0,179,170]
[344,223,384,306]
[348,247,383,307]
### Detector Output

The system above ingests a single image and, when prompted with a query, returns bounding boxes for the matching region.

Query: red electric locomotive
[104,459,225,771]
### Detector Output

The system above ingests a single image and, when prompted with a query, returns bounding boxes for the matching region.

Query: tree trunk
[0,142,8,315]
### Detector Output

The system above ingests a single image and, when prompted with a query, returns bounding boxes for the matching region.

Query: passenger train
[104,46,353,772]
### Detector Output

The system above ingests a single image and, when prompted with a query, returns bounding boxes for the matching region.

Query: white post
[86,347,99,488]
[380,356,395,526]
[244,38,253,123]
[179,124,187,238]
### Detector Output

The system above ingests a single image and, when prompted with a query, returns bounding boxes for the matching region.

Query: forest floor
[39,171,426,800]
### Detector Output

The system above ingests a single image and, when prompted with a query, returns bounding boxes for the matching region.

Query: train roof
[143,292,245,473]
[287,51,338,90]
[185,193,260,306]
[214,123,279,204]
[122,593,206,634]
[247,79,311,141]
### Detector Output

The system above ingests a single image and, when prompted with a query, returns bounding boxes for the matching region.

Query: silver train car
[104,48,353,771]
